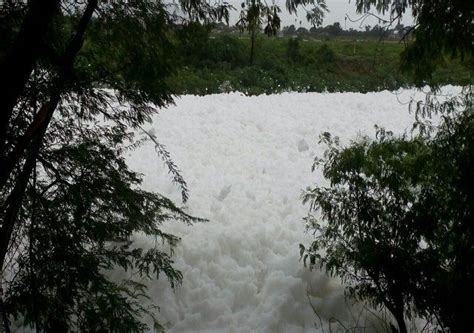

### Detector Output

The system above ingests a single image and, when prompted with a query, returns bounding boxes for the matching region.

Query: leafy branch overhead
[236,0,327,35]
[0,0,220,331]
[236,0,327,63]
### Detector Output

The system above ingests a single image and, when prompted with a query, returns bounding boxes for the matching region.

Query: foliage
[236,0,282,64]
[301,88,474,332]
[280,21,406,39]
[0,0,229,331]
[315,44,335,64]
[174,22,213,66]
[298,2,472,330]
[236,0,282,36]
[407,90,474,332]
[165,36,472,95]
[236,0,327,63]
[6,123,204,331]
[301,131,427,333]
[286,37,301,63]
[354,0,473,85]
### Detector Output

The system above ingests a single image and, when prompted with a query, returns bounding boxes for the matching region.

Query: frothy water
[125,88,458,332]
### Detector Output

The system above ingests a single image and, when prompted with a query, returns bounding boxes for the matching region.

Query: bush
[315,44,335,64]
[301,89,474,332]
[175,22,212,66]
[207,35,247,67]
[286,37,301,63]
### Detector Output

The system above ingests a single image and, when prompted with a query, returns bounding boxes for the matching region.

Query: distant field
[167,34,473,95]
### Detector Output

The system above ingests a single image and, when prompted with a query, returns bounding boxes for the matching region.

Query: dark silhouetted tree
[0,0,231,331]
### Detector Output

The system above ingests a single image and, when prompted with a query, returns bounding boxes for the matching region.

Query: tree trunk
[371,274,407,333]
[0,0,60,159]
[0,0,97,192]
[393,309,407,333]
[0,0,98,272]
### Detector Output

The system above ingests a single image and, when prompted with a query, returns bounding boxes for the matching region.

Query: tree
[326,21,342,36]
[236,0,327,64]
[301,129,430,333]
[236,0,281,64]
[0,0,230,330]
[283,24,297,36]
[296,26,309,36]
[175,22,213,66]
[407,92,474,332]
[354,0,473,84]
[301,90,473,332]
[300,0,473,331]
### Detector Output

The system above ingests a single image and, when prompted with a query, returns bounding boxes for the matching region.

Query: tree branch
[0,0,98,271]
[0,0,98,195]
[0,0,60,160]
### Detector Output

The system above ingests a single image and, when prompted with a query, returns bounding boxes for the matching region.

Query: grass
[167,34,473,95]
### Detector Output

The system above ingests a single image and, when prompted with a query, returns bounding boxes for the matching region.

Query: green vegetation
[0,0,471,330]
[300,1,473,332]
[301,89,473,333]
[0,1,229,331]
[0,0,331,331]
[168,33,472,95]
[235,0,282,65]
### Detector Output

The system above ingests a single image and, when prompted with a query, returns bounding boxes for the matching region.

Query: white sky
[227,0,414,30]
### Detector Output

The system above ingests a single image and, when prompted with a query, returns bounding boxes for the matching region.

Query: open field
[168,34,472,95]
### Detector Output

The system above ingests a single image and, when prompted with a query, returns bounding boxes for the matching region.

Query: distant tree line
[212,21,413,40]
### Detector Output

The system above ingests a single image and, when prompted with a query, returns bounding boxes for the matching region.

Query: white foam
[126,87,460,332]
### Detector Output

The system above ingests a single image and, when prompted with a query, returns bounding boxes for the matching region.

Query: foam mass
[125,88,458,332]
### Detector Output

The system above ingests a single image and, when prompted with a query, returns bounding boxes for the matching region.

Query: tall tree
[236,0,327,64]
[236,0,281,64]
[0,0,231,330]
[301,90,473,332]
[301,0,472,331]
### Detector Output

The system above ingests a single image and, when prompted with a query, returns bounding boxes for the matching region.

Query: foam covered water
[126,88,458,332]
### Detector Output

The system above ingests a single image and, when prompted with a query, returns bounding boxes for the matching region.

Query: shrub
[315,44,336,64]
[286,37,301,63]
[301,89,474,332]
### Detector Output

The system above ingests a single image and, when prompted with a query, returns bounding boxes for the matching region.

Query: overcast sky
[227,0,414,30]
